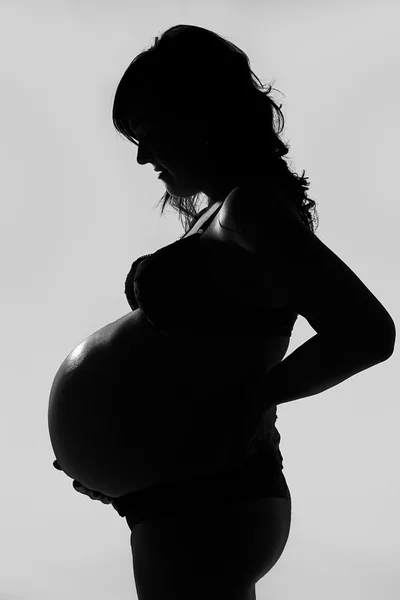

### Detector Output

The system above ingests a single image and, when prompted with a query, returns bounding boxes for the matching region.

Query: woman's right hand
[53,460,114,504]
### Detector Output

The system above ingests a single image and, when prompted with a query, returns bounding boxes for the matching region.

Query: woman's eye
[139,130,154,143]
[133,132,149,147]
[132,121,164,147]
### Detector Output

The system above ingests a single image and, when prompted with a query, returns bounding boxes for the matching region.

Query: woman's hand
[72,480,114,504]
[53,460,114,505]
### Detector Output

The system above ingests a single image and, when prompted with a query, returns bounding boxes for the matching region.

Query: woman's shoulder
[220,178,302,237]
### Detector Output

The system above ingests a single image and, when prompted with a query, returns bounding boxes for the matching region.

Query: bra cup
[124,202,298,336]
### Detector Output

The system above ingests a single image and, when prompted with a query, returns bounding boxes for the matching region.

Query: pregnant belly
[48,309,288,498]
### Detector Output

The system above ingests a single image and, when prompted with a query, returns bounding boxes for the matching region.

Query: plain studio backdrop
[1,1,399,599]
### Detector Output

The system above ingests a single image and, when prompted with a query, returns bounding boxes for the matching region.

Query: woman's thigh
[130,491,292,600]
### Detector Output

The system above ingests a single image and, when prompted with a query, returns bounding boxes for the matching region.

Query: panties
[111,448,290,531]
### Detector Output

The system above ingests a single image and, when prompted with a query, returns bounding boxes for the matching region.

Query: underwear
[111,443,290,530]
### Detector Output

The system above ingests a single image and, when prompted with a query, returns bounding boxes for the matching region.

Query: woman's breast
[48,308,289,498]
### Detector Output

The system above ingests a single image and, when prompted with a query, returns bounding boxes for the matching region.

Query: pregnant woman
[48,25,395,600]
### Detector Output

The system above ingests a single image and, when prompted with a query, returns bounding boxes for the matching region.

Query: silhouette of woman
[49,25,395,600]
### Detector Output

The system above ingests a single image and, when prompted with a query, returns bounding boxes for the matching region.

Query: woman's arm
[242,331,394,450]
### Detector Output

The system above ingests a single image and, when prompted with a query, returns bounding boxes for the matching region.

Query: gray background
[1,1,399,598]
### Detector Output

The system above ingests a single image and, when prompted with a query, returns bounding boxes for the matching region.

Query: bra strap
[198,202,224,236]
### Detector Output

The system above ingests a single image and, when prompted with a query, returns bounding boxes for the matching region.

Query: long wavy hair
[112,24,319,235]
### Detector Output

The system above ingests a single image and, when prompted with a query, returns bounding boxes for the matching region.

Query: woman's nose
[136,145,152,166]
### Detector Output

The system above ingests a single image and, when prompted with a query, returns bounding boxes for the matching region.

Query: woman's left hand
[53,460,114,504]
[72,480,114,504]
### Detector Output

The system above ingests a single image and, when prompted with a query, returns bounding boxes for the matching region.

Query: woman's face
[131,114,236,203]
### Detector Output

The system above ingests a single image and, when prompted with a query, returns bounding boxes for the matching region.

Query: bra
[124,202,298,337]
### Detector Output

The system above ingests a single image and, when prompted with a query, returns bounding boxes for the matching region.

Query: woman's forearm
[242,332,393,448]
[261,333,391,407]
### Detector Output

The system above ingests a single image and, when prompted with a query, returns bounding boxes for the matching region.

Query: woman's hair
[112,24,319,235]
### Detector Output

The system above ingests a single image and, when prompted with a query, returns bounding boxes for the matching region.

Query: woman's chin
[163,175,201,197]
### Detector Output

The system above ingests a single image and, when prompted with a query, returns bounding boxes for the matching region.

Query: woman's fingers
[73,480,113,504]
[53,461,112,504]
